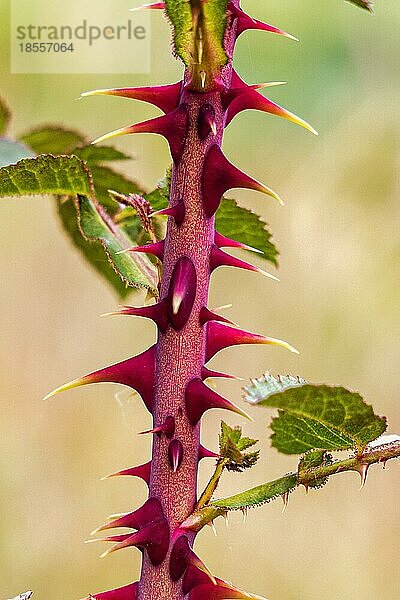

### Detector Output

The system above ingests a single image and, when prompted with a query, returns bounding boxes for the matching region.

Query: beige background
[0,1,399,599]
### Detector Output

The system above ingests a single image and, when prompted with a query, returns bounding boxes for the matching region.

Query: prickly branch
[63,3,315,598]
[0,1,394,600]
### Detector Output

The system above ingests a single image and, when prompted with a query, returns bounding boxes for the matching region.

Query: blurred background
[0,1,399,599]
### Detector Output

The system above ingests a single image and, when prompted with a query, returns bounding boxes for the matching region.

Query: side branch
[182,440,400,531]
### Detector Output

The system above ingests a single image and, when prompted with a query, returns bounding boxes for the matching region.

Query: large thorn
[225,88,317,134]
[105,300,168,332]
[149,200,186,226]
[92,497,163,534]
[167,256,197,330]
[102,461,151,484]
[202,144,282,217]
[170,535,216,583]
[206,321,299,361]
[44,346,156,413]
[210,246,278,281]
[84,583,138,600]
[168,439,184,472]
[81,81,182,114]
[92,105,189,164]
[229,1,298,41]
[214,231,263,255]
[185,378,250,425]
[121,240,165,260]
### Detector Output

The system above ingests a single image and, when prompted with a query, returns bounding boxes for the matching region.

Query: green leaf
[219,421,259,472]
[56,197,132,299]
[346,0,374,12]
[0,97,11,136]
[0,155,92,198]
[0,155,158,297]
[211,474,298,510]
[72,145,131,164]
[0,139,34,168]
[216,198,279,266]
[244,373,306,404]
[252,384,387,455]
[76,195,158,295]
[164,0,228,90]
[19,126,86,155]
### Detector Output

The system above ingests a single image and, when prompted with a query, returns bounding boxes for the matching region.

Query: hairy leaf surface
[0,155,92,197]
[251,384,387,454]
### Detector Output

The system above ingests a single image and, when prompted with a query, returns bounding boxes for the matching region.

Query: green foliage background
[0,1,399,599]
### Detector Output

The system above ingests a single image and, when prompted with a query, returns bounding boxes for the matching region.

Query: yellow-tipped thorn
[285,32,300,42]
[258,268,280,282]
[43,377,87,401]
[257,81,287,89]
[242,244,264,255]
[92,126,130,145]
[81,88,126,100]
[100,310,123,317]
[283,109,318,136]
[258,183,284,206]
[267,337,300,355]
[90,526,103,536]
[100,546,116,559]
[235,405,253,422]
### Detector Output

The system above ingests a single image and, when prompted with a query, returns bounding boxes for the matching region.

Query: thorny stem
[137,17,238,600]
[297,441,400,488]
[179,443,400,536]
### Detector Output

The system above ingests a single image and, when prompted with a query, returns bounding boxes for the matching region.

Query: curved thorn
[81,82,181,114]
[101,461,151,483]
[44,346,156,413]
[185,378,251,425]
[225,88,318,134]
[210,246,279,281]
[214,231,263,254]
[202,145,282,217]
[206,321,299,361]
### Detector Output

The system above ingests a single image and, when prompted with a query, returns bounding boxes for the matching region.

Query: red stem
[137,34,236,600]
